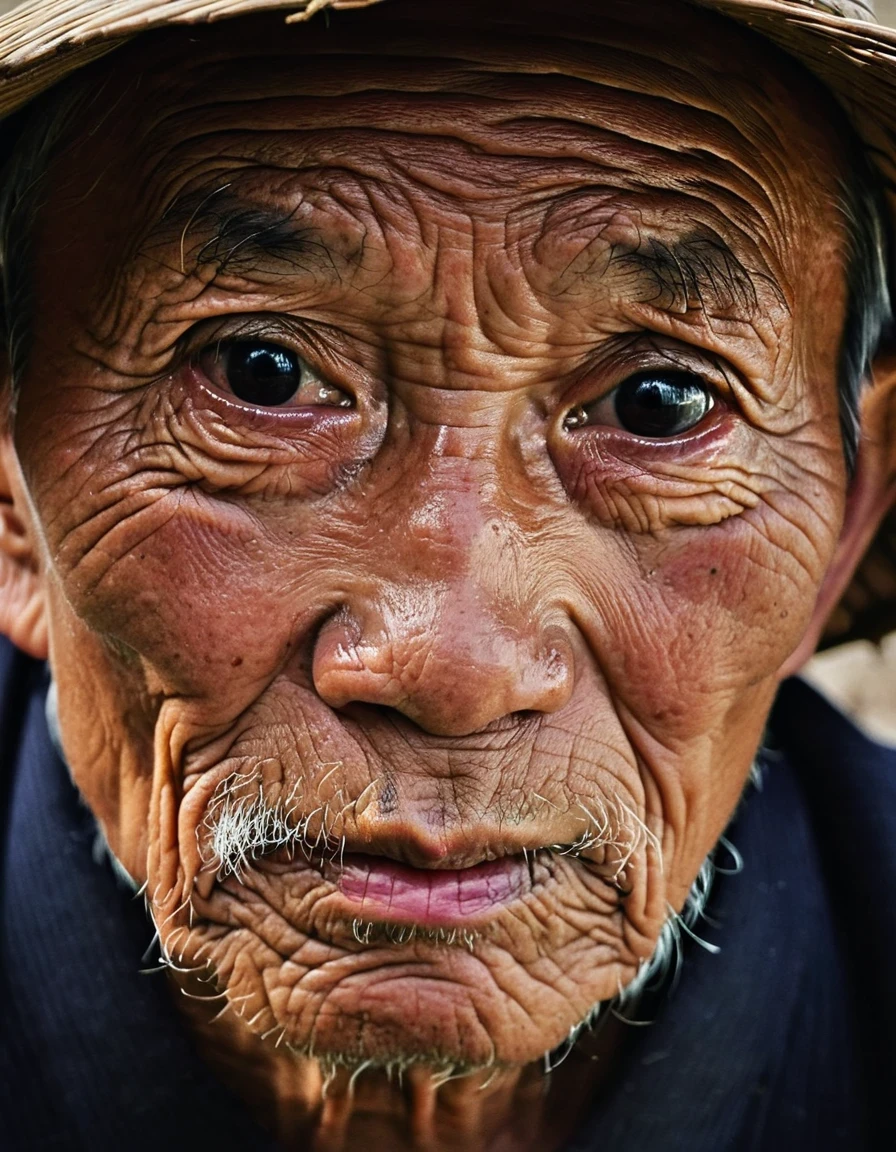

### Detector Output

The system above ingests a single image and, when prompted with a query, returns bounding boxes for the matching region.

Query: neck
[173,972,627,1152]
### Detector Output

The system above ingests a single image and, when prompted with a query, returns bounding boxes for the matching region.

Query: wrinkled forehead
[37,0,849,320]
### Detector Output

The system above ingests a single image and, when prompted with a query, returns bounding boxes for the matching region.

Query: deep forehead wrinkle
[146,175,766,328]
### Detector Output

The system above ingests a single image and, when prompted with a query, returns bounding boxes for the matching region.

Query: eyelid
[180,314,324,364]
[569,371,715,434]
[562,337,735,413]
[177,314,373,409]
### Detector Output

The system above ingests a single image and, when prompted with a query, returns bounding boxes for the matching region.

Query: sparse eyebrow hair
[144,184,342,282]
[609,231,764,320]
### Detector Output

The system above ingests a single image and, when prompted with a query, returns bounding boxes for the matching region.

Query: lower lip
[328,854,529,927]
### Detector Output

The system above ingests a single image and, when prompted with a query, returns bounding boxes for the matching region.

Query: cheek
[49,504,343,703]
[15,378,389,694]
[550,396,846,712]
[560,439,845,894]
[587,511,838,737]
[553,509,836,917]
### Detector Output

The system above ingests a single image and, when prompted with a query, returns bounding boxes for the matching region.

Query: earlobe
[779,356,896,679]
[0,430,48,659]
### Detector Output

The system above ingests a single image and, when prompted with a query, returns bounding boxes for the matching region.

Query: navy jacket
[1,637,894,1150]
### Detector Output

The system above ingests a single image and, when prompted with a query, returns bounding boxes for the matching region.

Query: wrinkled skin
[1,0,894,1148]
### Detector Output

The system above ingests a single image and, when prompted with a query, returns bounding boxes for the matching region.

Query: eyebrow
[146,185,342,282]
[148,189,764,322]
[609,231,763,320]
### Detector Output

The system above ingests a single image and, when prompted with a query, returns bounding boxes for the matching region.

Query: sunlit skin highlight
[1,0,892,1148]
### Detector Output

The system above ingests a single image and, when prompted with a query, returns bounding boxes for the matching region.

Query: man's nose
[312,588,575,737]
[311,434,577,735]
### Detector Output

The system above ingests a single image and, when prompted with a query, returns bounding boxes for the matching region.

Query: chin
[152,838,648,1072]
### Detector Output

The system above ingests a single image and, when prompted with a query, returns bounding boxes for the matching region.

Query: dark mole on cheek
[710,567,718,575]
[231,656,244,667]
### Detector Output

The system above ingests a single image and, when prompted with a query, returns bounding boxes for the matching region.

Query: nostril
[334,700,407,726]
[332,702,542,744]
[312,600,576,733]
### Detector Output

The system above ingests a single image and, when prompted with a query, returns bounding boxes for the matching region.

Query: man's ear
[779,355,896,679]
[0,404,48,659]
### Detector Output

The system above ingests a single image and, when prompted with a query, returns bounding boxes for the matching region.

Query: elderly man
[0,0,894,1147]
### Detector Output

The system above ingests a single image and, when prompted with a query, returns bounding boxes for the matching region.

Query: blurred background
[0,0,894,739]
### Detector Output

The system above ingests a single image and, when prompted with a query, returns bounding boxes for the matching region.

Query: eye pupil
[614,370,710,437]
[226,341,302,406]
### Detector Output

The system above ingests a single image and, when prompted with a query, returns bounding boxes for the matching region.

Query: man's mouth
[321,853,532,927]
[199,778,632,924]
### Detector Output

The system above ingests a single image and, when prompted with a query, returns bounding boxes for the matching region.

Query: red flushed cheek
[22,404,379,698]
[658,527,809,627]
[602,521,823,730]
[50,501,329,696]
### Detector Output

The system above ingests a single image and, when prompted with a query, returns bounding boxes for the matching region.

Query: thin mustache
[198,769,662,884]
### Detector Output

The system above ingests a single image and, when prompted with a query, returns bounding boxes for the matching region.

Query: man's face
[7,0,851,1070]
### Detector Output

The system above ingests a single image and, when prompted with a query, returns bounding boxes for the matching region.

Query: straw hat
[0,0,895,648]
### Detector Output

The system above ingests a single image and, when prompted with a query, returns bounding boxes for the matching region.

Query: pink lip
[328,853,529,926]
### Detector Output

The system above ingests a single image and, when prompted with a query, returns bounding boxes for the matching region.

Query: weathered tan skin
[1,0,896,1148]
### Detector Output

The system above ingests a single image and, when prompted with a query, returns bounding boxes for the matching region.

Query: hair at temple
[838,137,894,472]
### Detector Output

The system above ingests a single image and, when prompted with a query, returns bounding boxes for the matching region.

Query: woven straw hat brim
[0,0,895,648]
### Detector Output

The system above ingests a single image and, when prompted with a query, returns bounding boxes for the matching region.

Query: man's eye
[564,370,713,438]
[197,340,352,409]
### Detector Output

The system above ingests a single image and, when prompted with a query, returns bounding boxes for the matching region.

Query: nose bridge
[361,424,515,587]
[407,438,500,576]
[312,437,574,735]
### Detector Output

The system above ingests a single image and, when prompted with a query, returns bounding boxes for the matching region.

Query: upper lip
[257,825,585,874]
